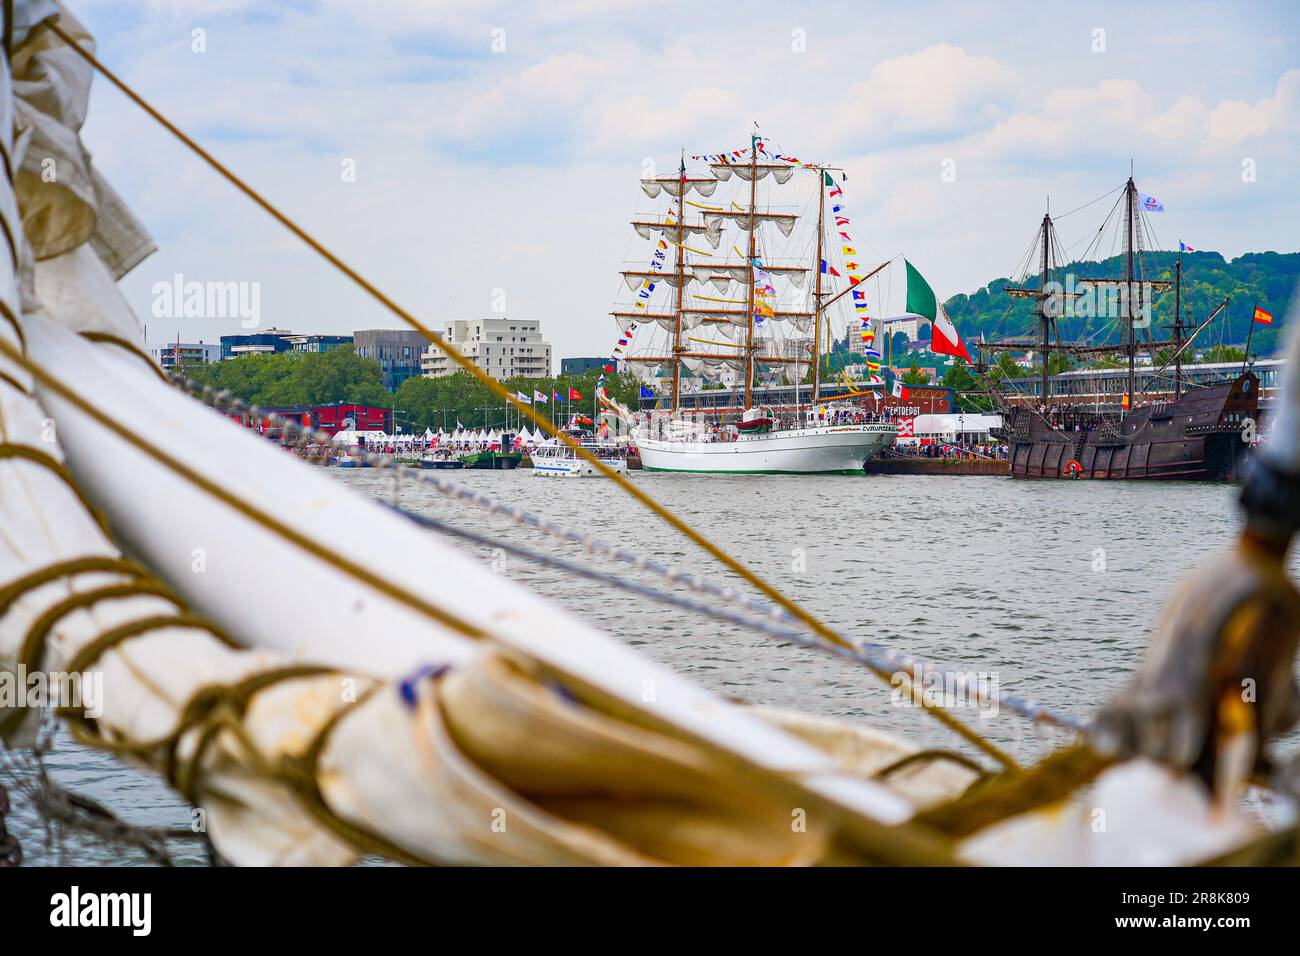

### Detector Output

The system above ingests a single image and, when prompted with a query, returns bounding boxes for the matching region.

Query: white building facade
[148,341,220,369]
[422,317,552,380]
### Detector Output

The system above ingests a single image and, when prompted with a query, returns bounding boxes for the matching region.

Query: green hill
[943,250,1300,359]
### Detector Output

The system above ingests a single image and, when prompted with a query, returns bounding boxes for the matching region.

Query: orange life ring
[1063,459,1083,479]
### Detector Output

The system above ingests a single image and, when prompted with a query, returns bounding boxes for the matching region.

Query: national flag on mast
[891,380,910,401]
[905,259,973,363]
[1253,306,1274,325]
[1179,241,1195,253]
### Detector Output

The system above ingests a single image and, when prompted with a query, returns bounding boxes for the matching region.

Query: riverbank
[866,457,1009,476]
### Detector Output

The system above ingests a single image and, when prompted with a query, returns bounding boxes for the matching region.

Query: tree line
[179,346,645,433]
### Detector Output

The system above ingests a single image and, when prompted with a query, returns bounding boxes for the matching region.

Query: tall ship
[613,136,896,474]
[975,176,1257,481]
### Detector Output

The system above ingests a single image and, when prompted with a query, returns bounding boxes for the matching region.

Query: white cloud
[831,44,1019,142]
[67,1,1300,361]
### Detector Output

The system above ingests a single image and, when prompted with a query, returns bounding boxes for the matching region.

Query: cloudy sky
[74,0,1299,360]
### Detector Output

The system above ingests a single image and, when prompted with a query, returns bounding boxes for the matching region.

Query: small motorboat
[532,433,629,478]
[421,449,464,470]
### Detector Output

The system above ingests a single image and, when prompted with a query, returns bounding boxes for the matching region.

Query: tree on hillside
[942,362,997,413]
[942,251,1300,358]
[902,360,929,385]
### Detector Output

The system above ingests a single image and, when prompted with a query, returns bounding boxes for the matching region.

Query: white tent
[913,414,1002,442]
[423,427,434,440]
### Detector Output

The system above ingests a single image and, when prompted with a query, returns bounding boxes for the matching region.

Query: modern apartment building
[219,328,297,360]
[354,328,431,391]
[560,356,610,375]
[148,340,221,369]
[286,333,353,354]
[421,318,551,380]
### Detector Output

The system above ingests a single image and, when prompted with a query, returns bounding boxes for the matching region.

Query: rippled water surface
[14,468,1280,864]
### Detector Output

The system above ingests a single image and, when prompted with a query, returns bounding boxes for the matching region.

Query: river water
[12,469,1289,865]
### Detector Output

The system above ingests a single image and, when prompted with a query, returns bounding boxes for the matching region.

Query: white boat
[532,435,629,477]
[635,403,896,474]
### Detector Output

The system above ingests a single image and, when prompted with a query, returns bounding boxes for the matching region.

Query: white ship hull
[634,423,897,474]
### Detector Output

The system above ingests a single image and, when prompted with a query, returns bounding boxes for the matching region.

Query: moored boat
[532,434,629,477]
[462,448,523,470]
[614,137,897,474]
[420,448,464,470]
[976,176,1257,480]
[635,402,896,474]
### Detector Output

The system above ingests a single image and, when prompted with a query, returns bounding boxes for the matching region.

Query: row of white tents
[331,426,551,448]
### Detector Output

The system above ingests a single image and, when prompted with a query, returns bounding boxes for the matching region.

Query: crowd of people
[897,441,1009,460]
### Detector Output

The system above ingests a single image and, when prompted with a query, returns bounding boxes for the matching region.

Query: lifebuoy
[1063,459,1084,479]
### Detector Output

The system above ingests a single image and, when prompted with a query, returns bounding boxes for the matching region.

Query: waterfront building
[421,317,552,380]
[148,340,220,369]
[560,356,612,375]
[996,358,1284,406]
[219,328,297,360]
[285,333,353,354]
[354,328,430,391]
[232,401,393,436]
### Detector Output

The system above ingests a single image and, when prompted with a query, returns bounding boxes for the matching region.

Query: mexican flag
[905,259,973,363]
[891,379,910,401]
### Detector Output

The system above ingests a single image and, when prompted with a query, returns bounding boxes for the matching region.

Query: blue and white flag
[1138,192,1165,213]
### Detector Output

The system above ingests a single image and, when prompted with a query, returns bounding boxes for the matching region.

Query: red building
[231,402,393,436]
[878,383,951,418]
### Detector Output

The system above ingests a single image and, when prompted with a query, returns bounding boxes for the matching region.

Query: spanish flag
[1254,306,1274,325]
[1121,392,1131,411]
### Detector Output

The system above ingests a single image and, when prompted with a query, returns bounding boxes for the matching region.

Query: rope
[78,331,169,382]
[186,377,1078,730]
[38,22,1013,770]
[0,443,113,534]
[35,20,1019,770]
[0,335,495,645]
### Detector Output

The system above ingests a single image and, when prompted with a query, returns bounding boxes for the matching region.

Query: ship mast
[1124,175,1137,412]
[1173,253,1183,400]
[671,151,686,412]
[984,175,1173,408]
[743,135,759,410]
[812,165,825,404]
[1037,210,1052,407]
